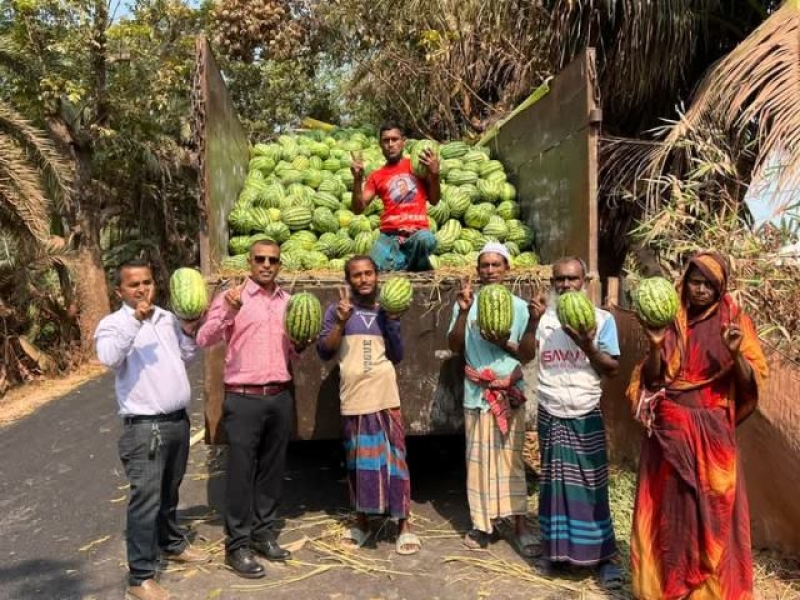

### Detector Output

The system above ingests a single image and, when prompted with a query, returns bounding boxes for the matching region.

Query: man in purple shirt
[95,259,208,600]
[197,240,313,579]
[317,256,420,555]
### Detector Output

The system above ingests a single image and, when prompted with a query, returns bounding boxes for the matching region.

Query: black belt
[225,382,290,396]
[123,409,187,425]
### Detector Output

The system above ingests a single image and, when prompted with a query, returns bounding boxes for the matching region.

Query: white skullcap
[478,242,511,262]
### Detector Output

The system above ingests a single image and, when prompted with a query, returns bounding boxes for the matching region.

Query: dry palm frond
[547,0,721,114]
[0,135,52,241]
[0,104,73,211]
[650,0,800,199]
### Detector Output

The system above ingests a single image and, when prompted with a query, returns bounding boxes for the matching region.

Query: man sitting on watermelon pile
[351,122,440,272]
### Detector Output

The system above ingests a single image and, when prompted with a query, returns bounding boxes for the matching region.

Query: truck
[192,35,607,444]
[191,36,800,554]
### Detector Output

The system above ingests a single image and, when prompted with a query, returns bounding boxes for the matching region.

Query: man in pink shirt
[197,239,312,579]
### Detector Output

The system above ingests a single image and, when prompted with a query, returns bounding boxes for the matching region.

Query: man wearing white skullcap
[447,242,543,556]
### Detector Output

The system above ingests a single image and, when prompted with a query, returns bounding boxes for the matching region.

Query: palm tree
[0,101,74,392]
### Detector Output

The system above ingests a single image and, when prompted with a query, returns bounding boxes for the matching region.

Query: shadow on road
[0,558,89,600]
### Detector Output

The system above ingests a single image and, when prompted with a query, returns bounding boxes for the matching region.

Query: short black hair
[552,256,588,278]
[344,255,378,279]
[114,258,152,287]
[249,239,280,256]
[379,122,405,138]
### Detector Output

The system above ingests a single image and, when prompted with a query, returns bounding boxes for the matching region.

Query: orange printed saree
[627,252,768,600]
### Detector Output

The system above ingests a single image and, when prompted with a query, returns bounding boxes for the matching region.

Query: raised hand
[134,297,154,322]
[457,276,474,312]
[350,150,365,179]
[336,286,353,324]
[528,291,546,322]
[224,280,246,311]
[419,148,440,176]
[722,312,743,356]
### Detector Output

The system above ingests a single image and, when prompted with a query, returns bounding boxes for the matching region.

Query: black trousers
[118,413,190,585]
[223,390,293,552]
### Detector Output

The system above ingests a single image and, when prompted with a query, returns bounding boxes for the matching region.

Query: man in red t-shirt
[351,123,440,271]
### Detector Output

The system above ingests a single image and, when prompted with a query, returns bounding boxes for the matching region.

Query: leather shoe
[225,547,265,579]
[251,537,291,561]
[165,545,210,564]
[126,579,170,600]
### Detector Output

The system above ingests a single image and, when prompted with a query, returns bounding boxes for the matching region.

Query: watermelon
[229,235,251,256]
[284,292,323,344]
[477,284,513,338]
[556,291,597,334]
[440,141,469,159]
[282,206,313,231]
[169,268,208,320]
[221,254,248,271]
[513,252,539,267]
[379,277,413,313]
[427,201,450,225]
[634,277,679,328]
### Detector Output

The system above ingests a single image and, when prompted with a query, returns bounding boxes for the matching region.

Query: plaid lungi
[464,407,528,533]
[537,405,617,565]
[342,408,410,518]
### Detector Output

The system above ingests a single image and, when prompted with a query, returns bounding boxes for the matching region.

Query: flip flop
[341,526,370,549]
[463,529,488,550]
[513,531,539,558]
[597,562,623,590]
[395,532,421,555]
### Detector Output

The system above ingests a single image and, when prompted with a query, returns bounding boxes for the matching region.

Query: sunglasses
[252,255,280,265]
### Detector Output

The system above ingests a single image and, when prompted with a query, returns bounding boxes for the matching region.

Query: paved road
[0,359,621,600]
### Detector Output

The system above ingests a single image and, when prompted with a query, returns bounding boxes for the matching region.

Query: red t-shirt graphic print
[364,158,429,232]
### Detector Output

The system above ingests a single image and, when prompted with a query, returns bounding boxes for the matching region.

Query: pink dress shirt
[196,279,295,385]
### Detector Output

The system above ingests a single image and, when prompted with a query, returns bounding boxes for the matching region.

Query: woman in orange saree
[627,251,768,600]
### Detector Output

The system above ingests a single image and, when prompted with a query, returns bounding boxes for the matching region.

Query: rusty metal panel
[485,48,599,275]
[193,36,251,444]
[193,35,250,277]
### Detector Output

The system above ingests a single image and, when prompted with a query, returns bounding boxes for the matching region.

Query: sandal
[513,531,539,559]
[395,532,421,555]
[341,526,370,549]
[597,561,623,590]
[463,529,488,550]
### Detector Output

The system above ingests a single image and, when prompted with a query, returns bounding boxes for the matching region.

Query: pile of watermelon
[221,128,539,273]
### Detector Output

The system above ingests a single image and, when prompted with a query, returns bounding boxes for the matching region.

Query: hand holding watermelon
[562,323,597,353]
[419,148,440,177]
[637,315,669,348]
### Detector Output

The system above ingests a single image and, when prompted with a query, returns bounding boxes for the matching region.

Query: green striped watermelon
[478,284,513,338]
[169,268,208,320]
[634,277,679,328]
[379,277,413,313]
[284,292,323,343]
[556,291,596,334]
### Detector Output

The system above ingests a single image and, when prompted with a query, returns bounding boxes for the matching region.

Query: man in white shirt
[533,257,622,590]
[95,259,208,600]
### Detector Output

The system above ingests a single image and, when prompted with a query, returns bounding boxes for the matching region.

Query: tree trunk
[67,245,110,357]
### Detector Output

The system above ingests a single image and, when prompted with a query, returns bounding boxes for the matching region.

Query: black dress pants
[222,390,293,552]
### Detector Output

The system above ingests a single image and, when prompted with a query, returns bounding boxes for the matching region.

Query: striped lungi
[465,407,528,534]
[537,405,617,565]
[342,408,410,518]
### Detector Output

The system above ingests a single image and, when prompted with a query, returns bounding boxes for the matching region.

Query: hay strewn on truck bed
[211,265,554,291]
